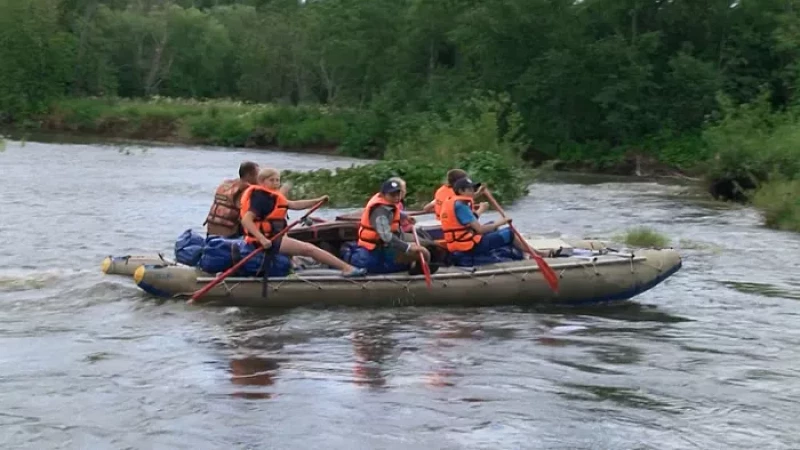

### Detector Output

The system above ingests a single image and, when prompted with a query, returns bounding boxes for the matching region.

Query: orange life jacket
[357,193,401,250]
[433,185,455,220]
[239,185,290,244]
[440,195,482,252]
[204,179,249,237]
[434,184,480,220]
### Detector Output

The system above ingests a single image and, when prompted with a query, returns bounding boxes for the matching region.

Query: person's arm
[279,181,292,197]
[422,200,436,213]
[399,209,417,225]
[369,206,412,252]
[467,217,510,235]
[287,195,328,210]
[455,201,509,235]
[472,186,488,216]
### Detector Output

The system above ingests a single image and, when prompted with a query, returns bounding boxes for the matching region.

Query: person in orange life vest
[440,177,532,257]
[205,161,259,238]
[205,161,295,238]
[240,167,367,277]
[387,177,415,233]
[422,169,488,220]
[355,178,434,274]
[391,176,441,249]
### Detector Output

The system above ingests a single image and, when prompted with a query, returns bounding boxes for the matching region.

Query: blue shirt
[454,201,477,226]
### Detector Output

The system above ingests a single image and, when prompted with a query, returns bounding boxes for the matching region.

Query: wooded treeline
[3,0,800,163]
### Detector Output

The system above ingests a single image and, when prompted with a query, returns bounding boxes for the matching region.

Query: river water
[1,140,799,449]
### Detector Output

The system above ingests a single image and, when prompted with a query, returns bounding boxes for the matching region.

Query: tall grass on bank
[39,97,385,155]
[36,95,533,208]
[702,94,800,196]
[751,178,800,232]
[284,95,532,207]
[701,93,800,231]
[614,227,671,248]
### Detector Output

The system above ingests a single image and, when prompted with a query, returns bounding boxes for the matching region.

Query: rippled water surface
[2,140,800,449]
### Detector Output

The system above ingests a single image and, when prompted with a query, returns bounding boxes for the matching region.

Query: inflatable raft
[101,220,681,308]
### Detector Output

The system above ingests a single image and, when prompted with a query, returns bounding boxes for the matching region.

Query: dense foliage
[3,0,800,228]
[284,96,530,206]
[3,0,799,158]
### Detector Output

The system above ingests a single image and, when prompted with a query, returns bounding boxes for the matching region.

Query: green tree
[0,0,76,119]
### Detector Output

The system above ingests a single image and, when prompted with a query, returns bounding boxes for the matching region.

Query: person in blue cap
[440,177,529,259]
[352,178,436,274]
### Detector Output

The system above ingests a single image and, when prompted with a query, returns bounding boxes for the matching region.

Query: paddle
[411,225,433,289]
[483,190,560,293]
[187,199,327,304]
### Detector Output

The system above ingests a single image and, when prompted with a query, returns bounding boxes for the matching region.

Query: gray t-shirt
[368,205,411,252]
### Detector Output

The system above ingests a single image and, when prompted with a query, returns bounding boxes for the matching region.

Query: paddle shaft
[484,191,560,293]
[187,200,326,304]
[411,226,433,288]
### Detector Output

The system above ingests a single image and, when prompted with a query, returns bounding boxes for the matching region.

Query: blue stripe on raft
[136,281,173,299]
[558,257,682,306]
[135,264,175,299]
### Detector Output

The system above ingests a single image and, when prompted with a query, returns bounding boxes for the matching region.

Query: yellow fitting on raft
[101,257,112,274]
[134,265,145,284]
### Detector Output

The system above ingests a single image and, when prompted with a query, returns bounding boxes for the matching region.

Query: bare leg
[278,236,360,274]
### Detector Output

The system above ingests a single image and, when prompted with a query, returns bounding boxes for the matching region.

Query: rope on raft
[207,256,649,296]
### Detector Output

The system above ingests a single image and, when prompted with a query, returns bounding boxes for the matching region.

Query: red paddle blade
[532,253,559,293]
[421,260,433,288]
[411,227,433,289]
[511,226,559,293]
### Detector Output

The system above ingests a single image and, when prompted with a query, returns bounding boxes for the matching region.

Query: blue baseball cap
[453,177,481,192]
[381,179,403,194]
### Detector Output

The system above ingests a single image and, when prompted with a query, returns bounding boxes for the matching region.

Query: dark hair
[239,161,259,179]
[446,169,468,187]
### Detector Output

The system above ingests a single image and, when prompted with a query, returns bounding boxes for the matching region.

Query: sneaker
[342,267,368,278]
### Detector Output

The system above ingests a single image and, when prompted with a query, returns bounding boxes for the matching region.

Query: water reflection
[721,281,800,301]
[229,356,280,387]
[419,317,493,389]
[351,324,396,388]
[558,383,679,413]
[227,355,281,400]
[520,303,691,324]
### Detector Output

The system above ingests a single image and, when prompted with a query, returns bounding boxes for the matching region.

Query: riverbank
[10,97,697,177]
[0,126,344,158]
[7,96,800,232]
[19,97,382,157]
[7,96,533,206]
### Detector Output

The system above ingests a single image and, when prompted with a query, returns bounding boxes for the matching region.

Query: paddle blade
[509,225,559,293]
[531,252,559,293]
[484,189,559,293]
[411,226,433,289]
[421,257,433,288]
